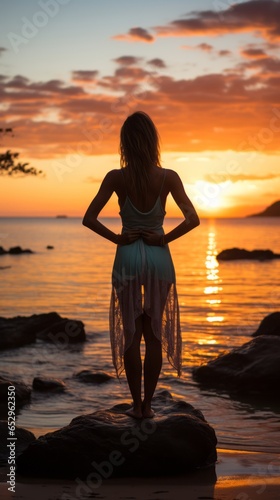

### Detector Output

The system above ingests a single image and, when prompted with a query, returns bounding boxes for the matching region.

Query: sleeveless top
[109,168,182,378]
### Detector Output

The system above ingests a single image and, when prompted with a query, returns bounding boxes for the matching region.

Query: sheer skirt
[109,266,182,378]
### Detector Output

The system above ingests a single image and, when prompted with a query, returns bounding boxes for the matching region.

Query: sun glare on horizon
[192,181,230,214]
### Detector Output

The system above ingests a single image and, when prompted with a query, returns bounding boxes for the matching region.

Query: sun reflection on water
[206,315,224,323]
[204,227,224,323]
[198,338,217,345]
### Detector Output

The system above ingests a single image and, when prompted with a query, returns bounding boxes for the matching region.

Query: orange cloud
[204,173,280,183]
[239,55,280,79]
[241,46,268,59]
[114,1,280,44]
[154,1,280,41]
[1,53,280,159]
[113,27,154,43]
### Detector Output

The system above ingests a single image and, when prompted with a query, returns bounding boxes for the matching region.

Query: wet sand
[1,449,280,500]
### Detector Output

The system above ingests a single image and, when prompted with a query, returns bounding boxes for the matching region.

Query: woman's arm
[164,170,200,244]
[82,170,119,243]
[141,170,200,246]
[82,170,140,245]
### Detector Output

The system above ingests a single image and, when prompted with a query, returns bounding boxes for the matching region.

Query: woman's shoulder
[163,168,182,184]
[103,169,123,183]
[164,168,179,176]
[105,168,121,177]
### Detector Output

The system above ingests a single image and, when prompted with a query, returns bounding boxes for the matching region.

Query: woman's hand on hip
[116,230,141,245]
[141,230,164,246]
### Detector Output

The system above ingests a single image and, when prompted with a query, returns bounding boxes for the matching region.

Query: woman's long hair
[120,111,161,200]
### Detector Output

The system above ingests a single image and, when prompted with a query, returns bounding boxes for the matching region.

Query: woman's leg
[142,311,162,417]
[124,314,143,418]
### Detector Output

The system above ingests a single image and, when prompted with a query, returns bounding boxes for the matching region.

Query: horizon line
[0,215,268,220]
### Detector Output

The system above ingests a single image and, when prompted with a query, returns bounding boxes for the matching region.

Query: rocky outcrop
[32,377,66,392]
[0,316,37,348]
[252,312,280,337]
[0,376,31,410]
[193,336,280,394]
[248,200,280,217]
[0,312,86,349]
[74,370,113,384]
[0,422,36,464]
[216,247,280,261]
[36,316,85,344]
[0,246,34,255]
[15,390,217,478]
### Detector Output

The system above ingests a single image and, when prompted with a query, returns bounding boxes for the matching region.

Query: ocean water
[0,216,279,453]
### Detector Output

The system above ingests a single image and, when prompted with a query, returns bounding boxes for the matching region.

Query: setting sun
[193,181,226,211]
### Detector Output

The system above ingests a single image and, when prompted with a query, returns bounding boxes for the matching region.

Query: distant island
[247,200,280,217]
[56,215,68,218]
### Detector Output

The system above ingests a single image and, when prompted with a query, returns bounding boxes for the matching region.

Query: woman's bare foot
[141,402,155,418]
[125,407,143,419]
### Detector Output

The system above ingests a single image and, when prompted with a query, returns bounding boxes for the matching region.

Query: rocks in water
[37,316,86,344]
[193,336,280,395]
[252,312,280,337]
[9,246,33,254]
[0,316,37,349]
[32,377,66,392]
[216,247,280,261]
[193,311,280,399]
[0,244,55,253]
[74,370,113,384]
[0,422,36,464]
[0,246,34,255]
[15,390,217,478]
[0,312,86,350]
[0,376,31,408]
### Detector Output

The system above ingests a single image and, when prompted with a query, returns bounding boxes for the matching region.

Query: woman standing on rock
[83,111,200,419]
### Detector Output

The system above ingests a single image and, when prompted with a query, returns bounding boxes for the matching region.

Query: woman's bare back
[114,166,169,213]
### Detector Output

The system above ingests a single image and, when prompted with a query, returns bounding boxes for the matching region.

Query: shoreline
[1,448,280,499]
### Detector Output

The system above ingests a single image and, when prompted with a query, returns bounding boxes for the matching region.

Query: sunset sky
[0,0,280,217]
